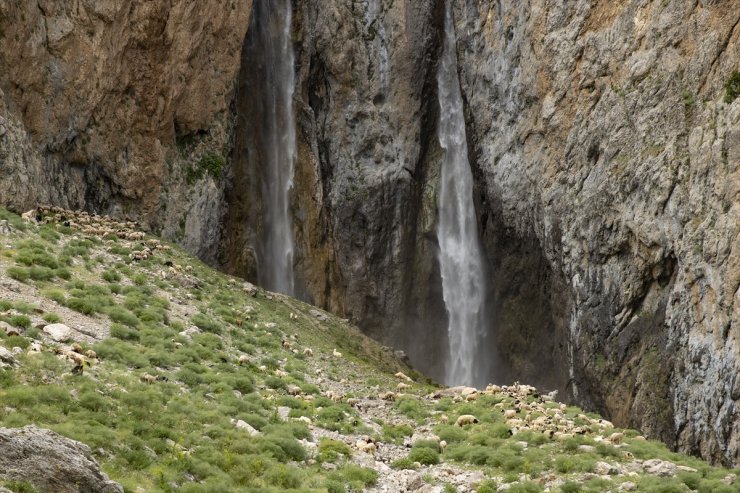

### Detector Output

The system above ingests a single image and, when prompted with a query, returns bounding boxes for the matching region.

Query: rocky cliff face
[1,0,738,466]
[237,0,737,465]
[0,0,251,261]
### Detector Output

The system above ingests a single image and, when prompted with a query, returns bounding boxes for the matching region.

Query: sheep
[503,409,517,420]
[396,382,411,391]
[332,348,342,358]
[21,210,37,223]
[485,384,502,394]
[395,371,413,382]
[439,415,449,424]
[325,391,343,402]
[303,347,313,357]
[455,415,480,427]
[141,373,157,384]
[274,369,288,378]
[355,440,377,455]
[238,355,250,365]
[287,385,302,396]
[439,440,447,453]
[296,416,312,425]
[71,343,84,354]
[346,398,361,409]
[465,393,478,402]
[281,339,293,349]
[85,349,97,359]
[379,391,396,401]
[606,432,624,445]
[184,265,193,273]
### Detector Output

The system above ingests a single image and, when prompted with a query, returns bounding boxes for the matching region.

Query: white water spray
[436,3,487,387]
[253,0,296,295]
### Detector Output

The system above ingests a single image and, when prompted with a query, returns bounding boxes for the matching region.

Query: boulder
[0,425,123,493]
[643,458,678,477]
[43,323,74,342]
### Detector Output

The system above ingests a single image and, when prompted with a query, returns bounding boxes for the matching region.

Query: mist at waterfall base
[436,3,490,389]
[242,0,297,296]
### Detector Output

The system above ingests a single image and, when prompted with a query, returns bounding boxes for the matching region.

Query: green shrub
[42,313,61,323]
[110,323,139,341]
[560,481,582,493]
[408,447,439,465]
[382,423,413,444]
[186,153,227,184]
[394,396,429,421]
[106,306,140,327]
[390,458,417,470]
[319,438,352,462]
[7,267,29,282]
[191,313,222,334]
[725,71,740,104]
[507,482,543,493]
[102,270,122,283]
[476,480,498,493]
[9,315,31,328]
[3,480,40,493]
[5,335,30,349]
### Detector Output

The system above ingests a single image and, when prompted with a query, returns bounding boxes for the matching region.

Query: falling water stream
[436,3,487,387]
[249,0,297,295]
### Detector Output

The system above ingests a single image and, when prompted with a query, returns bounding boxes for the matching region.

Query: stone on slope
[0,425,123,493]
[43,323,74,342]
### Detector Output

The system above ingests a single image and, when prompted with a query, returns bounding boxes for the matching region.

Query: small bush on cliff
[185,152,226,184]
[724,71,740,104]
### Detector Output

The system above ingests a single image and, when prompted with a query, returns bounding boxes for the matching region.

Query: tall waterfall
[436,3,487,387]
[249,0,296,295]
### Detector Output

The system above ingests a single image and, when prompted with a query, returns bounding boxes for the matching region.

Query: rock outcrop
[0,425,123,493]
[0,0,252,261]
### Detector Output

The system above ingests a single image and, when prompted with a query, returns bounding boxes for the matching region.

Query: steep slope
[1,207,739,493]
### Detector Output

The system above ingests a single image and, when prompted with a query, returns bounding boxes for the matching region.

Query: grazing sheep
[455,415,480,427]
[439,440,447,453]
[396,382,411,391]
[379,391,396,401]
[465,393,478,402]
[355,439,377,455]
[332,348,342,358]
[606,432,624,445]
[85,349,97,359]
[325,391,343,402]
[503,409,517,420]
[238,355,250,365]
[485,384,502,394]
[274,369,288,378]
[395,371,413,382]
[71,343,84,354]
[281,339,293,349]
[287,385,302,396]
[141,373,157,384]
[303,347,313,357]
[21,210,37,223]
[439,415,449,424]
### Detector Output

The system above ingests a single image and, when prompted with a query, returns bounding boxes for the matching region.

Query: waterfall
[249,0,297,295]
[436,2,487,387]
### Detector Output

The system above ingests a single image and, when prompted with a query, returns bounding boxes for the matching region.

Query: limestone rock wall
[271,0,739,465]
[0,0,252,260]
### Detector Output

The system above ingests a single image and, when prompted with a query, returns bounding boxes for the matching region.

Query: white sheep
[395,371,413,382]
[455,415,480,427]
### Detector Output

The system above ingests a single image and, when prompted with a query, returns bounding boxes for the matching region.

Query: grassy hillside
[0,207,737,493]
